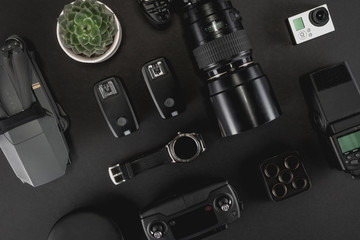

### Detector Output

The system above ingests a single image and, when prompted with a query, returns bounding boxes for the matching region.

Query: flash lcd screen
[337,131,360,153]
[293,17,305,31]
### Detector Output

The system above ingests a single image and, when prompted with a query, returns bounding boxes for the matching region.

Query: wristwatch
[109,132,206,185]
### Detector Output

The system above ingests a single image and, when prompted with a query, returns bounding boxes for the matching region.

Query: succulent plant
[58,0,118,57]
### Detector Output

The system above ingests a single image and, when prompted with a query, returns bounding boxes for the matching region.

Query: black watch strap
[109,147,171,185]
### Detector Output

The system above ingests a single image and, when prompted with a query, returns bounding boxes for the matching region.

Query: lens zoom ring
[193,30,252,70]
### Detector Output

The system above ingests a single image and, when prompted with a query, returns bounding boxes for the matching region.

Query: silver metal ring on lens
[292,177,308,190]
[278,169,294,184]
[272,183,288,199]
[284,155,300,170]
[264,163,280,178]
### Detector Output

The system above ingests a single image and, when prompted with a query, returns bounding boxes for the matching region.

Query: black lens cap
[48,210,124,240]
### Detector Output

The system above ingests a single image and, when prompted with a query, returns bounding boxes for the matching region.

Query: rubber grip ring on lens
[193,30,252,70]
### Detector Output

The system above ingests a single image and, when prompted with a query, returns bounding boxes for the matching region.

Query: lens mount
[309,7,329,27]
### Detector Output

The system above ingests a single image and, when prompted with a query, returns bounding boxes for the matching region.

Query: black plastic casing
[140,181,242,240]
[93,77,139,138]
[141,58,186,119]
[304,62,360,177]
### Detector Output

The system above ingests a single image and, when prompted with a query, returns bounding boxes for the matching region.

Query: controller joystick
[150,223,166,239]
[217,197,232,212]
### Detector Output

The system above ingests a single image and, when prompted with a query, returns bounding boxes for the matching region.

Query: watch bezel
[166,132,206,163]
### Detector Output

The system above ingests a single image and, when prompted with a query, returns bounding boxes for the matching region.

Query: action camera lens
[264,163,280,178]
[310,7,329,26]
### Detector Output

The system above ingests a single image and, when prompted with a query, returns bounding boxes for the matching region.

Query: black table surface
[1,0,360,240]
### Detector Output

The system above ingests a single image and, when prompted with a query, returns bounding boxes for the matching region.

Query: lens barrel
[208,64,281,136]
[183,0,281,137]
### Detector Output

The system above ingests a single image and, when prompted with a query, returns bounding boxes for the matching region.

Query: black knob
[217,197,232,212]
[150,223,165,239]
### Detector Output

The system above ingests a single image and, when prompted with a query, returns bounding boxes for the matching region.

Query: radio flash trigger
[142,57,186,119]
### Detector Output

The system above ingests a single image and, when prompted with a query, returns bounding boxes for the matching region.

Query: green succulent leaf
[74,12,87,25]
[58,14,65,23]
[78,35,89,45]
[80,8,92,17]
[95,43,106,50]
[73,0,83,7]
[83,50,93,57]
[64,10,76,21]
[63,32,71,40]
[64,3,73,10]
[75,44,86,53]
[92,15,102,27]
[100,12,110,22]
[72,6,81,12]
[83,44,95,51]
[81,1,92,9]
[64,38,72,48]
[111,28,117,36]
[95,49,106,55]
[70,34,80,45]
[89,35,102,46]
[83,17,94,27]
[105,39,113,46]
[89,6,100,16]
[75,25,84,36]
[59,18,67,31]
[71,46,81,55]
[101,31,111,43]
[66,20,76,33]
[98,4,106,13]
[90,26,100,37]
[99,21,108,34]
[108,22,114,33]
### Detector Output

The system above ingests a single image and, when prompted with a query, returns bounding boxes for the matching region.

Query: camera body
[304,62,360,178]
[140,181,242,240]
[288,4,335,44]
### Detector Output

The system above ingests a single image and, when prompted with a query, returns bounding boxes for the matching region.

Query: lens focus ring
[193,30,252,70]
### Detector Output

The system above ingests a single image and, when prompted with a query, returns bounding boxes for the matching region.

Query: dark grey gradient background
[1,0,360,239]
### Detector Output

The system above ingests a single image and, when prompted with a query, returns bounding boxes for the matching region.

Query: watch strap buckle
[108,163,135,185]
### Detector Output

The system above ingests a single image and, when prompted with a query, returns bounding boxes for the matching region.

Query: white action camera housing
[288,4,335,44]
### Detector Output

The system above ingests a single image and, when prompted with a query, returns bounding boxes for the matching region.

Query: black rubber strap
[120,147,172,181]
[0,102,46,134]
[193,30,252,70]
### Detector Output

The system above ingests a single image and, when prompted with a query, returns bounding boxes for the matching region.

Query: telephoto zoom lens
[182,0,281,137]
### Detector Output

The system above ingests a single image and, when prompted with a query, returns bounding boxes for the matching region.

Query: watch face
[173,136,199,161]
